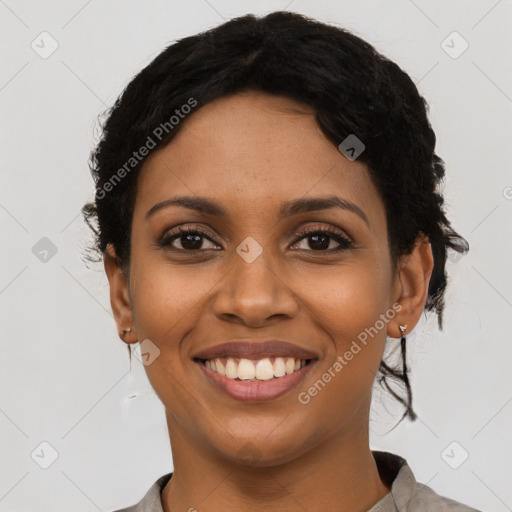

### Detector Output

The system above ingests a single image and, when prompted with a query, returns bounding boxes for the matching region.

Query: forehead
[135,91,384,225]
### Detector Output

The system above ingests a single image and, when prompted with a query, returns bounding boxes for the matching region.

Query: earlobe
[103,244,137,344]
[389,234,434,338]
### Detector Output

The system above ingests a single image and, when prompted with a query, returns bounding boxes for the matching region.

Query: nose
[212,249,299,328]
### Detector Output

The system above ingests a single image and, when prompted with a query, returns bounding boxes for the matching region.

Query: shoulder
[110,472,173,512]
[110,454,482,512]
[409,482,482,511]
[371,451,482,512]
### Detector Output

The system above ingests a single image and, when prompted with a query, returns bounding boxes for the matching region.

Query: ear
[388,233,434,338]
[103,243,137,344]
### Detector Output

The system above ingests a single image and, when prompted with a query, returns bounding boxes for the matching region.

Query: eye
[157,226,221,251]
[290,225,353,252]
[157,224,353,254]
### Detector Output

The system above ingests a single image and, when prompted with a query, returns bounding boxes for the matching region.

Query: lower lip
[196,360,317,402]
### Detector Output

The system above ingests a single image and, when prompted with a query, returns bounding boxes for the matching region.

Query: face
[106,90,429,467]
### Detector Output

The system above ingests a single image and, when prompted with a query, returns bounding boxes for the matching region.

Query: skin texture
[104,91,434,511]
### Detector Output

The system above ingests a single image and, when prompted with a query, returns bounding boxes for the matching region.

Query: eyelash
[157,225,353,254]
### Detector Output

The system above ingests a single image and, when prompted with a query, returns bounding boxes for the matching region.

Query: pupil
[179,234,332,251]
[310,234,329,250]
[182,234,202,250]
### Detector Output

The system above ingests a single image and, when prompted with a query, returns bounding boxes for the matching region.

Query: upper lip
[192,340,318,361]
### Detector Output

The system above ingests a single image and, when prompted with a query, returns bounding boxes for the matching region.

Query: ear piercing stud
[121,327,132,335]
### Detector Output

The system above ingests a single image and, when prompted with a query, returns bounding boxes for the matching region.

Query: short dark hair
[82,11,468,422]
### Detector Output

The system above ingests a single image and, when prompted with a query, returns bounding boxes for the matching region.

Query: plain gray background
[1,1,511,511]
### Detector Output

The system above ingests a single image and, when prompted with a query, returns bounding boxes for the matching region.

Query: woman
[82,11,479,512]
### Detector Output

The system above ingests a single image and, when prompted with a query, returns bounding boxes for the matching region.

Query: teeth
[273,357,286,377]
[214,358,225,376]
[238,359,256,380]
[225,358,238,379]
[204,357,309,380]
[255,359,274,380]
[285,358,295,375]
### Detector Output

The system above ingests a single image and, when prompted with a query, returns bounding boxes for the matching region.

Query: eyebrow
[145,195,369,226]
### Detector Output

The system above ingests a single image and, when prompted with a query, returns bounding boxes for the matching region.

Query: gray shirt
[112,451,481,511]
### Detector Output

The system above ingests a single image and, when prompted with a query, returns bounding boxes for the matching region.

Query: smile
[195,357,317,402]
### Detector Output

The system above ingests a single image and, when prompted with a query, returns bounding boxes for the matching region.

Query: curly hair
[82,11,468,422]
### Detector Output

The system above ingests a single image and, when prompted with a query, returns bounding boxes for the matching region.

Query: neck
[161,413,389,512]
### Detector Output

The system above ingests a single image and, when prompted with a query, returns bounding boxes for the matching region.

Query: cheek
[301,259,392,344]
[128,261,214,406]
[294,261,392,420]
[130,259,215,341]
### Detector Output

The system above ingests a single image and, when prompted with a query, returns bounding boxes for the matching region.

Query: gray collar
[116,450,479,512]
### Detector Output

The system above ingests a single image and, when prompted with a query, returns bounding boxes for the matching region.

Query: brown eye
[291,226,352,252]
[158,227,221,251]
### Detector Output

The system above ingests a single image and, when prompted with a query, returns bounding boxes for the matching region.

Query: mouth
[194,356,318,402]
